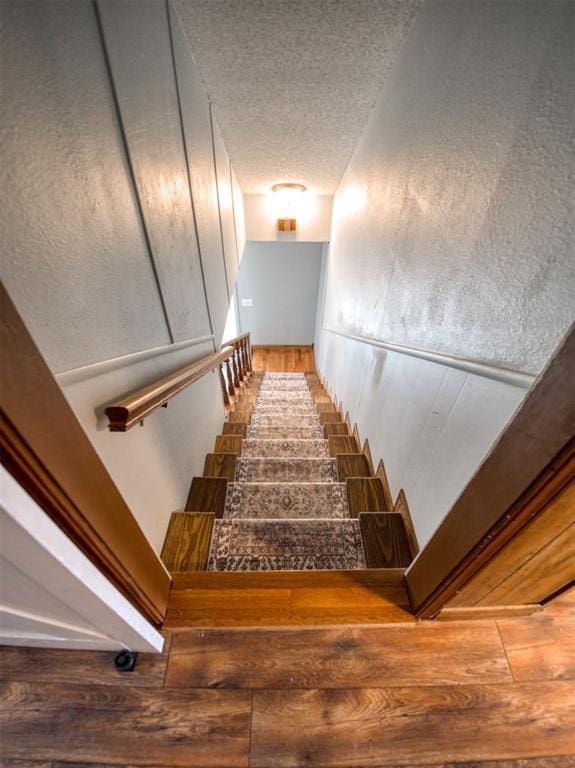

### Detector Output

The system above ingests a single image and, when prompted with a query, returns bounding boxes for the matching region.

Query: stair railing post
[237,338,246,381]
[219,363,230,406]
[225,357,236,397]
[246,334,253,373]
[231,343,241,389]
[241,337,248,378]
[242,336,250,379]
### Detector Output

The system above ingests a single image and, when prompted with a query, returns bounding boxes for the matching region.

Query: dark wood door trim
[406,323,575,616]
[1,285,171,626]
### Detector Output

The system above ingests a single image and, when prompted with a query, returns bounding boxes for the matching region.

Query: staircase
[161,371,417,579]
[210,372,366,571]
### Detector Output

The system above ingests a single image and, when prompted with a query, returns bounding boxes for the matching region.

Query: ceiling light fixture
[271,183,307,231]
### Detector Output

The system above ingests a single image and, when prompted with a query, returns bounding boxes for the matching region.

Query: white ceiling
[174,0,421,195]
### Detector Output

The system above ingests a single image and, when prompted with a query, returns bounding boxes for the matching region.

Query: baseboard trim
[436,605,543,621]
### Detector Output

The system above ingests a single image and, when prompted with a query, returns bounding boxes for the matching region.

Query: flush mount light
[271,183,307,194]
[271,183,307,231]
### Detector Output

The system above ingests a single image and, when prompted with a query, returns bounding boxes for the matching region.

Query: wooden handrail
[106,346,235,432]
[222,331,250,346]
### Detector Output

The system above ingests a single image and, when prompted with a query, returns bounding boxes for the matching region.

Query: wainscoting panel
[315,329,527,549]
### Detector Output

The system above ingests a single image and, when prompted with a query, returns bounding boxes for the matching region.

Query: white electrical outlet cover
[241,298,254,307]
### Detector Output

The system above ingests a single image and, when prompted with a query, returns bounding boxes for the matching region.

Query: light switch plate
[241,298,254,307]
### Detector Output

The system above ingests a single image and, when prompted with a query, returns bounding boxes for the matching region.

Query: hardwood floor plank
[251,346,315,372]
[360,513,413,568]
[250,682,575,767]
[185,476,228,516]
[336,454,371,481]
[0,682,251,767]
[161,513,213,572]
[203,452,237,480]
[0,641,169,687]
[165,622,511,689]
[14,758,575,768]
[497,612,575,682]
[347,478,388,516]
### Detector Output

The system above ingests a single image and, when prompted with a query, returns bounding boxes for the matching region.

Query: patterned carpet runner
[208,372,366,572]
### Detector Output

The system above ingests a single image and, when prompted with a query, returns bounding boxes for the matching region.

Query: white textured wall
[0,0,244,552]
[237,242,323,345]
[244,194,333,242]
[316,0,574,549]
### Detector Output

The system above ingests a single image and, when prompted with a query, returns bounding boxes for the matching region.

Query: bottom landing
[163,569,413,628]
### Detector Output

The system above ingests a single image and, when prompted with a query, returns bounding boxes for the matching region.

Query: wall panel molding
[322,327,536,389]
[56,335,214,385]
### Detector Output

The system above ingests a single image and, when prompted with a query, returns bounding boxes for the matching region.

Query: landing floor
[251,344,315,372]
[1,590,574,766]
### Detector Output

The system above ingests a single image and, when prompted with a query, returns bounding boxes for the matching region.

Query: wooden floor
[251,345,315,372]
[1,589,574,766]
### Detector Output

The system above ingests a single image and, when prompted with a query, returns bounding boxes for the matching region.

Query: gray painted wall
[0,0,244,552]
[316,0,574,550]
[237,242,323,345]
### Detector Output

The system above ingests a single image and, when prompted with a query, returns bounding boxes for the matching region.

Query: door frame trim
[406,323,575,616]
[1,285,171,626]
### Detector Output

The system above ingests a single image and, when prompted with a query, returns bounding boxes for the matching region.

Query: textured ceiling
[173,0,421,194]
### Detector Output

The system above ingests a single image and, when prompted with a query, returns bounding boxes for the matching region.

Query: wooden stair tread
[161,513,214,572]
[228,409,253,422]
[347,477,389,516]
[360,513,413,568]
[328,435,359,456]
[165,569,412,627]
[316,403,338,413]
[185,477,228,517]
[222,422,248,437]
[324,423,350,437]
[203,452,237,481]
[336,453,372,480]
[319,412,343,424]
[214,434,243,455]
